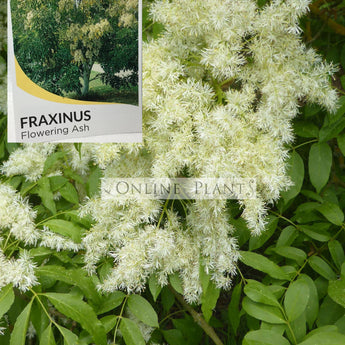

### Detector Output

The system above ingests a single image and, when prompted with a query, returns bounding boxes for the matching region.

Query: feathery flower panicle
[1,0,338,301]
[0,249,38,292]
[1,144,57,181]
[0,183,39,245]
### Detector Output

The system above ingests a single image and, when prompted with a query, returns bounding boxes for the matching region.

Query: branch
[168,285,224,345]
[309,2,345,36]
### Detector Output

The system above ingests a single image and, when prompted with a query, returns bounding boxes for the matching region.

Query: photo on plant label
[10,0,139,105]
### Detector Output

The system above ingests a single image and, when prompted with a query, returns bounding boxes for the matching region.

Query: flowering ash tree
[0,0,337,303]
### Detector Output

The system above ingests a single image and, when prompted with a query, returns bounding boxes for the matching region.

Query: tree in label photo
[11,0,139,104]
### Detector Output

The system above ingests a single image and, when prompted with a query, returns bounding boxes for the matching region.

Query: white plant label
[7,0,142,143]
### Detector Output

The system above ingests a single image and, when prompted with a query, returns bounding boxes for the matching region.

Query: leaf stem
[113,295,128,345]
[169,285,224,345]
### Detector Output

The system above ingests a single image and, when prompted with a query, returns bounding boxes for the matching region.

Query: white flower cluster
[0,249,38,292]
[83,0,336,301]
[1,0,337,301]
[1,144,57,181]
[114,69,134,79]
[0,183,82,290]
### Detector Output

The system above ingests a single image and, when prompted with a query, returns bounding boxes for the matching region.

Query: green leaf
[274,246,307,266]
[308,142,332,193]
[36,265,101,304]
[329,240,345,269]
[120,317,145,345]
[55,325,79,345]
[49,176,68,192]
[244,280,281,308]
[319,117,345,143]
[40,324,56,345]
[127,294,159,327]
[45,293,107,345]
[309,256,337,280]
[249,216,278,251]
[300,190,323,202]
[74,143,82,158]
[31,300,50,340]
[316,201,344,226]
[276,226,298,247]
[96,291,126,315]
[329,278,345,309]
[201,280,220,322]
[228,282,242,334]
[169,273,184,294]
[287,312,306,343]
[318,296,345,327]
[299,274,319,328]
[59,182,79,204]
[281,151,304,203]
[10,300,33,345]
[38,177,56,214]
[294,121,319,138]
[304,103,321,118]
[338,134,345,156]
[162,329,185,345]
[284,279,309,321]
[42,219,84,243]
[242,297,286,324]
[43,152,66,174]
[243,330,290,345]
[172,317,203,345]
[299,224,331,242]
[86,167,102,197]
[149,274,162,302]
[239,251,288,280]
[100,315,117,333]
[0,284,15,319]
[298,332,345,345]
[161,286,175,312]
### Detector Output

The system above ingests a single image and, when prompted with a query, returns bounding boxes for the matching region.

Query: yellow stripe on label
[15,59,109,105]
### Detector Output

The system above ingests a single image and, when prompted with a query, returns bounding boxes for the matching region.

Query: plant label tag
[7,0,142,143]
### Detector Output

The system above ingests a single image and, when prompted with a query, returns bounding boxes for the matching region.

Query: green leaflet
[120,317,145,345]
[328,278,345,309]
[329,240,345,269]
[127,294,159,327]
[10,299,33,345]
[244,280,281,308]
[243,330,290,345]
[228,282,242,334]
[284,279,309,322]
[0,284,15,319]
[149,274,163,302]
[96,291,126,315]
[242,297,286,324]
[41,219,85,243]
[201,280,220,323]
[45,293,107,345]
[308,142,332,193]
[316,201,344,226]
[309,256,337,280]
[36,265,101,304]
[273,246,307,266]
[59,182,79,204]
[298,332,345,345]
[55,325,79,345]
[40,324,56,345]
[239,251,288,280]
[281,151,304,203]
